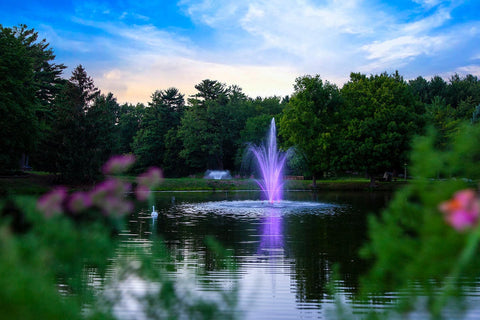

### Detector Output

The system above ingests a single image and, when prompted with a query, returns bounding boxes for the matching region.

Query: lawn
[1,172,405,195]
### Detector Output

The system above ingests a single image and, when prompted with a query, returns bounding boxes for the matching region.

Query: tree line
[2,25,480,182]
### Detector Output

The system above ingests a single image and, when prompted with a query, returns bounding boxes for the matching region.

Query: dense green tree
[425,96,461,149]
[234,96,286,170]
[190,79,228,103]
[117,103,145,154]
[0,24,65,171]
[238,97,286,143]
[279,75,342,185]
[179,80,245,172]
[0,26,38,170]
[408,76,430,103]
[409,73,480,147]
[86,92,121,167]
[340,71,424,181]
[163,128,189,177]
[47,65,104,181]
[178,107,210,172]
[240,114,274,147]
[428,76,448,102]
[133,88,185,173]
[446,74,480,110]
[10,25,66,109]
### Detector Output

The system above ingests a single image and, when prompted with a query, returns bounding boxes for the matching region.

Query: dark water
[110,191,393,319]
[106,191,480,319]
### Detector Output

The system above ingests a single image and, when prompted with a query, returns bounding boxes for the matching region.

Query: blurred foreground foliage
[352,122,480,318]
[0,194,237,319]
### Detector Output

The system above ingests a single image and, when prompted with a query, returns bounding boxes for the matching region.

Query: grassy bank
[1,173,407,195]
[0,172,54,195]
[155,177,408,192]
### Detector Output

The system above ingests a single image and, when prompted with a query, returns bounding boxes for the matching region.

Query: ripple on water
[178,200,342,218]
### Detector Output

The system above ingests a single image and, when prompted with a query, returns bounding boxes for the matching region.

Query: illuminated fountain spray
[249,118,288,203]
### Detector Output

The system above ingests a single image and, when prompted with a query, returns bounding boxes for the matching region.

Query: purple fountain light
[249,118,288,203]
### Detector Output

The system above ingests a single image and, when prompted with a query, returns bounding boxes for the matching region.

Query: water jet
[249,118,289,203]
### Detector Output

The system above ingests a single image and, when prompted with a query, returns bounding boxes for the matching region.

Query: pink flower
[91,179,131,204]
[90,178,133,216]
[135,167,163,201]
[134,184,150,201]
[137,167,163,188]
[37,186,68,218]
[102,154,136,175]
[99,195,133,217]
[439,189,480,231]
[67,191,92,213]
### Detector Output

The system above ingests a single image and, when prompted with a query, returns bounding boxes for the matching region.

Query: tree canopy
[3,24,480,181]
[339,72,424,179]
[279,75,342,184]
[0,24,65,171]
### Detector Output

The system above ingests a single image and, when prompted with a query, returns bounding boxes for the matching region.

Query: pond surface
[99,190,480,319]
[111,191,394,319]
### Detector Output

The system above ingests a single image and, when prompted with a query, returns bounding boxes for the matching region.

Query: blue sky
[1,0,480,104]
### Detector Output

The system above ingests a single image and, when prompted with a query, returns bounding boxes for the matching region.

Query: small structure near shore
[204,170,232,180]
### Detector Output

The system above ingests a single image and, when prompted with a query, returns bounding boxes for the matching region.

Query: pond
[103,190,395,319]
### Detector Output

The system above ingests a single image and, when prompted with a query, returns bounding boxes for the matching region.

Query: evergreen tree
[0,24,65,171]
[178,80,253,173]
[117,103,145,154]
[48,65,103,181]
[0,26,38,170]
[179,80,230,171]
[132,88,185,173]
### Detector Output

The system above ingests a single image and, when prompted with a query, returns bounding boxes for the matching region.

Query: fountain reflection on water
[259,208,283,256]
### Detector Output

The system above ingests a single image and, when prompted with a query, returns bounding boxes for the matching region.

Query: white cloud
[47,0,480,104]
[70,18,195,57]
[456,65,480,77]
[401,7,451,34]
[412,0,444,9]
[360,35,448,71]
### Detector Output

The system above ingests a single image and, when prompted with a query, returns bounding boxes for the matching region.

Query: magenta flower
[67,191,92,213]
[99,195,134,217]
[90,178,133,216]
[102,154,136,175]
[91,179,131,203]
[135,167,163,201]
[439,189,480,231]
[137,167,163,189]
[37,186,68,218]
[135,184,150,201]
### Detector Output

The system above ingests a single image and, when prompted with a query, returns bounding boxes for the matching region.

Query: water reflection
[116,191,392,319]
[258,208,283,257]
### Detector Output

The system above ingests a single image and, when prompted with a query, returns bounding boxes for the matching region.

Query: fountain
[195,117,323,210]
[249,118,288,203]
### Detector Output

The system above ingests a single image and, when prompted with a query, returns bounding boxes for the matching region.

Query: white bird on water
[151,205,158,218]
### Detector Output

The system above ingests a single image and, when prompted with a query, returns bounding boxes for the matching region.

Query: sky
[1,0,480,105]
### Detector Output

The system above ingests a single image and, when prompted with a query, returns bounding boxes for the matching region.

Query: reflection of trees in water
[126,192,390,302]
[284,206,376,302]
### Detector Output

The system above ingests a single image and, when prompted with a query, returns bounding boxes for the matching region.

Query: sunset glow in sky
[1,0,480,104]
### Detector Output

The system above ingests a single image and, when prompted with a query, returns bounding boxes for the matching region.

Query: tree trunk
[312,174,317,189]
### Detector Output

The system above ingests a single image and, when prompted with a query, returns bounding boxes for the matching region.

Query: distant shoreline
[1,172,407,195]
